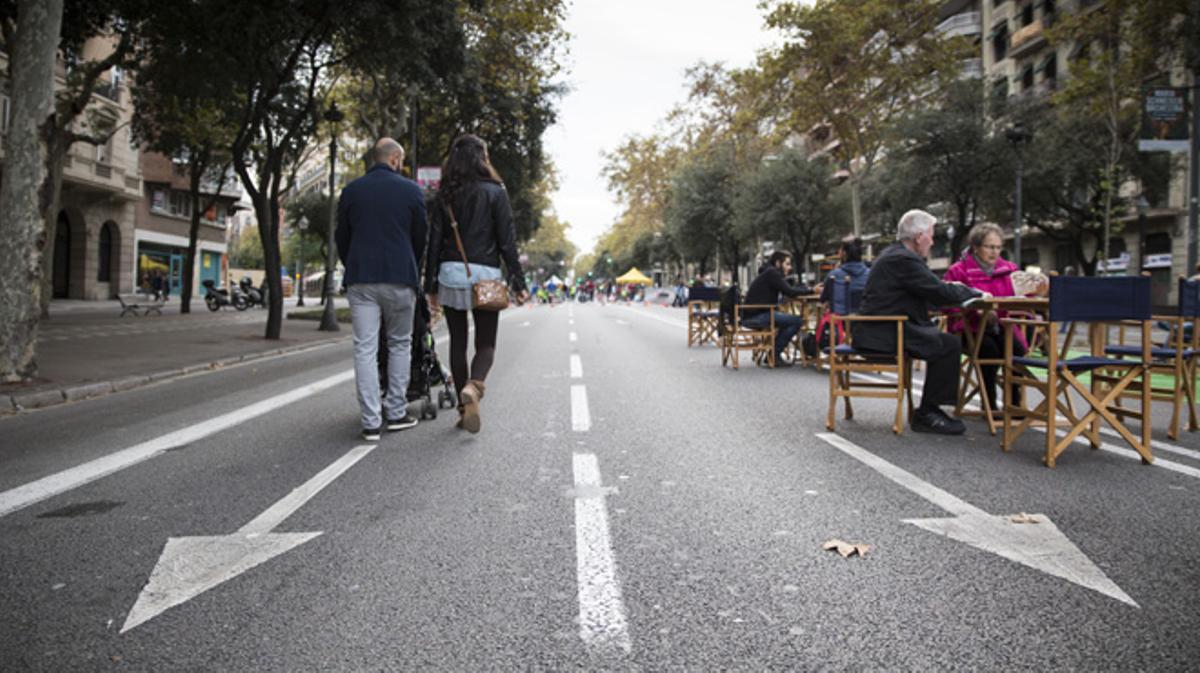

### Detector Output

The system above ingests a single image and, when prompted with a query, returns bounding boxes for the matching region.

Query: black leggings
[444,307,500,398]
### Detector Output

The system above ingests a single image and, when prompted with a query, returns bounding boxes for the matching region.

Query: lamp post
[1136,195,1150,274]
[296,216,308,307]
[319,101,344,332]
[1005,121,1033,269]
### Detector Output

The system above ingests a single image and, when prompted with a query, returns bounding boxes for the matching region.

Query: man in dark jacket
[741,250,819,366]
[854,209,987,434]
[335,137,427,441]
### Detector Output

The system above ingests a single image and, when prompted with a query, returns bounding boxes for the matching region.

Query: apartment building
[1,37,143,301]
[978,0,1193,305]
[134,152,241,297]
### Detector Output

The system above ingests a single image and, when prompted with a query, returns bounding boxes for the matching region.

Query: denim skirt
[437,261,503,311]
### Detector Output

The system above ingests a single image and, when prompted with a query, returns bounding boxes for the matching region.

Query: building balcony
[1009,18,1048,59]
[62,152,142,202]
[937,11,982,38]
[960,58,984,79]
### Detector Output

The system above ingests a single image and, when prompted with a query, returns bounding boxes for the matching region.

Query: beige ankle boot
[459,380,486,433]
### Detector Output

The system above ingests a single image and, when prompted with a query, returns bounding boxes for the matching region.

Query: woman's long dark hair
[438,134,502,207]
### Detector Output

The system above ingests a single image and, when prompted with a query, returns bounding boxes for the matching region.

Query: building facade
[134,152,240,298]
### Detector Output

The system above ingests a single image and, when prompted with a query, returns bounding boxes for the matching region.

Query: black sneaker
[912,408,966,435]
[362,426,382,442]
[386,414,419,432]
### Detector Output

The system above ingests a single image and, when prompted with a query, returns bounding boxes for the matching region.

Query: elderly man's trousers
[911,332,960,412]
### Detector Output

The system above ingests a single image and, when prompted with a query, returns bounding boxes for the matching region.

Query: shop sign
[1143,253,1173,269]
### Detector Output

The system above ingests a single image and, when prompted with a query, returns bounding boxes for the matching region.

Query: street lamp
[319,101,344,332]
[1005,121,1033,269]
[296,216,309,307]
[1136,195,1150,273]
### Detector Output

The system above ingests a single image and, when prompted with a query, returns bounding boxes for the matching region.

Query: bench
[117,292,164,317]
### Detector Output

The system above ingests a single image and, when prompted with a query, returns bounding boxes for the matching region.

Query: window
[1021,3,1035,26]
[1021,248,1040,268]
[991,24,1009,61]
[97,222,113,282]
[96,137,111,164]
[1021,65,1034,91]
[150,187,167,213]
[1043,52,1057,81]
[1145,233,1171,256]
[169,190,191,218]
[0,94,9,133]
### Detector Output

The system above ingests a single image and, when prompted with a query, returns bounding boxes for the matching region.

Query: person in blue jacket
[335,137,427,441]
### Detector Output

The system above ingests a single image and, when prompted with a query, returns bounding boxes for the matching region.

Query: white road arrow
[122,444,376,633]
[815,433,1137,607]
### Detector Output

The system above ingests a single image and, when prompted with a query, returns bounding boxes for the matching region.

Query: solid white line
[239,444,375,535]
[571,385,591,432]
[613,304,687,329]
[816,433,979,516]
[0,368,354,519]
[569,332,578,342]
[570,354,583,379]
[572,452,631,653]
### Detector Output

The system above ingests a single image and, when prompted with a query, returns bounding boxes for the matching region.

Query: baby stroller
[378,293,457,420]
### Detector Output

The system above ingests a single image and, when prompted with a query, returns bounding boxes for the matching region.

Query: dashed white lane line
[570,354,583,379]
[572,452,631,653]
[571,385,591,432]
[569,332,578,342]
[569,318,575,326]
[0,368,356,519]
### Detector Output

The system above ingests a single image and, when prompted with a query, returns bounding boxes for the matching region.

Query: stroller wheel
[422,399,437,420]
[438,390,452,409]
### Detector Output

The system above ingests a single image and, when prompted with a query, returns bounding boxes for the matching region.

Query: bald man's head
[373,138,405,169]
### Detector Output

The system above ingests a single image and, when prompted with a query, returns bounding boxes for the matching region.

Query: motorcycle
[238,277,268,309]
[202,279,248,311]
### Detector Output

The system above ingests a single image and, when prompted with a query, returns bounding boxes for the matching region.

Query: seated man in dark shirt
[854,210,989,435]
[741,250,819,366]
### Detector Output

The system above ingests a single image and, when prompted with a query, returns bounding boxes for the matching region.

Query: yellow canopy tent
[615,267,653,285]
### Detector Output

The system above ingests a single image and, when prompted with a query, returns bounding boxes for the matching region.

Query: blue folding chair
[687,286,721,347]
[1001,276,1153,467]
[1102,277,1200,439]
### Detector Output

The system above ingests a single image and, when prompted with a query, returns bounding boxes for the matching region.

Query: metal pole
[296,237,305,307]
[1189,79,1200,274]
[1014,151,1023,269]
[319,128,340,332]
[411,98,418,179]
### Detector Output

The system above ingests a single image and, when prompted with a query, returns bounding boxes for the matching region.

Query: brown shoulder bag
[446,204,509,311]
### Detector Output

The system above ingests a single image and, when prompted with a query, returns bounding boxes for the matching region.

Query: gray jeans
[348,284,416,429]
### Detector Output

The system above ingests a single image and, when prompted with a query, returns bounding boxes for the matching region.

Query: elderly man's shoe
[912,408,966,435]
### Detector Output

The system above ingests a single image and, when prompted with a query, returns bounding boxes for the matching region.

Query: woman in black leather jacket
[424,134,529,433]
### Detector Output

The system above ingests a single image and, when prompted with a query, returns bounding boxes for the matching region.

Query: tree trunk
[37,140,67,318]
[0,0,63,381]
[182,154,210,315]
[262,188,284,340]
[850,178,863,238]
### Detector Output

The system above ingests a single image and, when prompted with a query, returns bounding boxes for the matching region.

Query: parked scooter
[202,279,248,311]
[238,277,268,309]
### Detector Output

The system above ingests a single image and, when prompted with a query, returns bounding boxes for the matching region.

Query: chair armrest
[998,318,1045,328]
[829,314,907,323]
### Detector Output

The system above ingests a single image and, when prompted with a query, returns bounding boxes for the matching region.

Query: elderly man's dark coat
[853,242,980,357]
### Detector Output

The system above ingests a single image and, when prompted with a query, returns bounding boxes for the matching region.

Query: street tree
[886,77,1008,259]
[1047,0,1188,264]
[0,0,63,381]
[523,212,577,285]
[1,0,150,319]
[600,133,683,266]
[734,148,841,275]
[665,147,742,284]
[759,0,970,235]
[132,14,238,313]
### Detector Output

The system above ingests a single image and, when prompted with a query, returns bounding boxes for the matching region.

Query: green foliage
[664,147,739,277]
[229,227,264,270]
[734,148,841,268]
[523,212,577,280]
[282,191,331,268]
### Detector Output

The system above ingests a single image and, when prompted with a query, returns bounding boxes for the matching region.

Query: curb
[2,335,350,416]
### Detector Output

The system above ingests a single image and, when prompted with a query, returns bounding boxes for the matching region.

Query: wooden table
[954,296,1050,434]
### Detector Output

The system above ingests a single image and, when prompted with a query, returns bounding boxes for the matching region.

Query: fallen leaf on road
[822,539,870,558]
[1009,512,1041,524]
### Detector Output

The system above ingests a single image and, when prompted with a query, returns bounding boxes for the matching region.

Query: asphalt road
[2,301,1200,671]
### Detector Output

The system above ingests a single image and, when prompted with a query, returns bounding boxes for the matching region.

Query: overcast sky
[543,1,783,256]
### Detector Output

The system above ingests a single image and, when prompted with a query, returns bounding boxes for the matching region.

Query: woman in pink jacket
[942,223,1034,410]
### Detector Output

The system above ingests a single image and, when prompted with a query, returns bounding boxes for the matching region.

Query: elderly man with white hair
[854,209,990,435]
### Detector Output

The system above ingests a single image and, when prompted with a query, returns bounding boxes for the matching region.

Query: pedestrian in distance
[424,134,529,434]
[854,209,988,435]
[335,137,427,442]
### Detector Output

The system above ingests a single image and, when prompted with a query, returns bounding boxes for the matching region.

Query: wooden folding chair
[1001,276,1153,468]
[718,287,778,369]
[687,286,721,347]
[825,313,913,435]
[1101,277,1200,440]
[813,277,857,371]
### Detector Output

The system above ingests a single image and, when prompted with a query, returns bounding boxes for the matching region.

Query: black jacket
[335,164,427,288]
[741,265,812,318]
[423,180,526,294]
[853,242,979,357]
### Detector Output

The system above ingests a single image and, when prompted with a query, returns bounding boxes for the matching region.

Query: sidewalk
[0,297,353,414]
